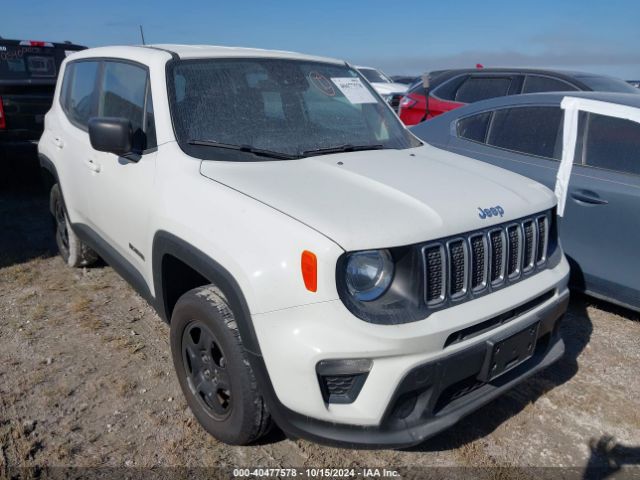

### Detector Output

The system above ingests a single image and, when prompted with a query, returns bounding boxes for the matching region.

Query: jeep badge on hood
[478,206,505,219]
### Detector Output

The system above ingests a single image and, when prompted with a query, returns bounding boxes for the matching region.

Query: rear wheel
[50,184,98,267]
[170,285,271,445]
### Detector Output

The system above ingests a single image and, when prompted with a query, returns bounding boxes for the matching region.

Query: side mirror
[88,117,133,157]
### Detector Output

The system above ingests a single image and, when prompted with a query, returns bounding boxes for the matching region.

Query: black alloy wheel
[182,320,232,420]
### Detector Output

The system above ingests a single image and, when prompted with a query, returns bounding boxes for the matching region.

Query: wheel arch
[151,230,262,356]
[38,153,59,200]
[150,230,341,441]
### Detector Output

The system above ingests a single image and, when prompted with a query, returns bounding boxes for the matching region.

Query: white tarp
[556,96,640,216]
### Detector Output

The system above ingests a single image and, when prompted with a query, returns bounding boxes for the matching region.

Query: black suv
[0,38,85,150]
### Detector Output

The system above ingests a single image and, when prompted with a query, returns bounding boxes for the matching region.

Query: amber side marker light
[301,250,317,292]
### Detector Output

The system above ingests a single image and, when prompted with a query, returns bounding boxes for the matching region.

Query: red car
[398,68,640,126]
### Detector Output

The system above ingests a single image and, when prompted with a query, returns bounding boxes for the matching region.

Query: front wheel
[50,184,98,268]
[170,285,271,445]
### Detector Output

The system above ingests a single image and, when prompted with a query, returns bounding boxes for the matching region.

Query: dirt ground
[0,153,639,479]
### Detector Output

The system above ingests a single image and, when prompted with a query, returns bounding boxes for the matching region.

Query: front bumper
[250,256,570,448]
[259,289,567,448]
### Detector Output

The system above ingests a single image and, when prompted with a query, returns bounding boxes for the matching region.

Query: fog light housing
[316,359,372,404]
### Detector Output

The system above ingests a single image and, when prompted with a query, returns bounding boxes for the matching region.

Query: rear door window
[522,75,579,94]
[63,61,100,128]
[454,77,512,103]
[486,106,564,159]
[584,113,640,175]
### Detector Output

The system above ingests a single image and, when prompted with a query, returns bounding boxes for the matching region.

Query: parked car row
[397,68,640,125]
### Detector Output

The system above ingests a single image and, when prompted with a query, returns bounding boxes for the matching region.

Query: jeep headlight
[345,250,394,301]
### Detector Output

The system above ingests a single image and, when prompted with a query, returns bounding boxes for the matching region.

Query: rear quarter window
[522,75,579,94]
[457,112,492,143]
[577,76,640,94]
[584,113,640,175]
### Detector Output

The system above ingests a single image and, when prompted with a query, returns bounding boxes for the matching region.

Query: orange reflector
[301,250,317,292]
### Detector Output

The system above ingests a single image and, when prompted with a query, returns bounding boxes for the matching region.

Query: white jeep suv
[38,45,570,448]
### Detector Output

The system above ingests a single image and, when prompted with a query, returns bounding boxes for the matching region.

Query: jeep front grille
[422,212,550,308]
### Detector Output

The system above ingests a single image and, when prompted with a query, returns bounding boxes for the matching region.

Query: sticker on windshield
[331,77,377,104]
[308,71,335,96]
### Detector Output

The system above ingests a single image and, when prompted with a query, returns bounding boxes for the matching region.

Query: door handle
[570,189,608,205]
[85,159,101,173]
[53,137,64,149]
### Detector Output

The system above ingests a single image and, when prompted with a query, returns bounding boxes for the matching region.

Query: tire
[170,285,272,445]
[50,184,98,268]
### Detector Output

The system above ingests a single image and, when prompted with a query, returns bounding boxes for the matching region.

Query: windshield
[576,75,640,94]
[169,58,420,160]
[358,68,391,84]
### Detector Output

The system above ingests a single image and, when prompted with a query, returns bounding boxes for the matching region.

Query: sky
[4,0,640,79]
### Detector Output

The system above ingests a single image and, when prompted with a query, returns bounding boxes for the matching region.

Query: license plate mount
[478,321,539,382]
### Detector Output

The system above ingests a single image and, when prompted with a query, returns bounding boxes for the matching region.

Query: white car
[356,65,408,110]
[38,44,570,448]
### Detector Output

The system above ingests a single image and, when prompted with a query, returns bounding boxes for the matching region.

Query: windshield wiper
[301,144,385,157]
[188,139,300,160]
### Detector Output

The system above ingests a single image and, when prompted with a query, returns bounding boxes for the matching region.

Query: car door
[563,112,640,309]
[53,60,101,224]
[87,60,157,270]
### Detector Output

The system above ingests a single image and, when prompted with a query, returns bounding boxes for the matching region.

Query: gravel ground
[0,155,639,479]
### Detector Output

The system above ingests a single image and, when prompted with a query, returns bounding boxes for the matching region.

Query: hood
[370,82,408,95]
[199,144,556,251]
